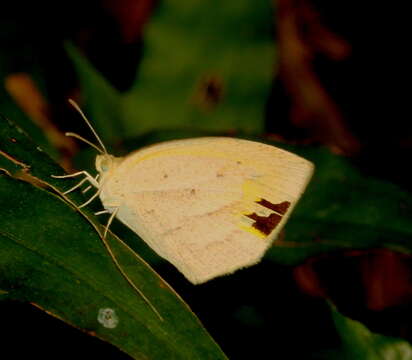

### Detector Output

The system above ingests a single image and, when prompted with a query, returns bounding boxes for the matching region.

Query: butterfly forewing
[99,137,313,284]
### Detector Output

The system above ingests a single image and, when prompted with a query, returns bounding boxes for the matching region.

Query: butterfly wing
[99,137,314,284]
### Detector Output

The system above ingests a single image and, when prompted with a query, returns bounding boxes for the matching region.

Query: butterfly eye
[101,162,109,172]
[95,155,112,173]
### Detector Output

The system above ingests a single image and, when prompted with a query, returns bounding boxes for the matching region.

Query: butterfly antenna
[68,99,108,154]
[65,132,104,154]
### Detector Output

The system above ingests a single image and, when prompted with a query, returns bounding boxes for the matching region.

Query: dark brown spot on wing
[244,200,291,236]
[246,212,282,235]
[257,199,291,215]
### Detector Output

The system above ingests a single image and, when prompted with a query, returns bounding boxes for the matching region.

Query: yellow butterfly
[55,100,314,284]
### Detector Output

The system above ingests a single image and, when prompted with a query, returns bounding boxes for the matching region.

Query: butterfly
[54,100,314,284]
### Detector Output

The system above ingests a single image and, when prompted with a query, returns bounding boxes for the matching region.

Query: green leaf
[330,305,412,359]
[0,30,58,159]
[266,145,412,264]
[67,0,275,140]
[0,90,56,158]
[65,43,124,145]
[0,115,227,359]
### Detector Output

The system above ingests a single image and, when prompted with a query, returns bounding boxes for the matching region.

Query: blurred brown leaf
[276,0,360,154]
[294,249,412,313]
[103,0,155,43]
[4,73,77,167]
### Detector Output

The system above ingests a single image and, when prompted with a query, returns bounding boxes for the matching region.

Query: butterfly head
[96,154,117,175]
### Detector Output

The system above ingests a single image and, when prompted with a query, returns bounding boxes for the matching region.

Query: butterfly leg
[61,176,88,195]
[52,171,99,188]
[52,171,99,195]
[103,207,119,241]
[83,174,100,194]
[78,188,101,209]
[95,209,110,216]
